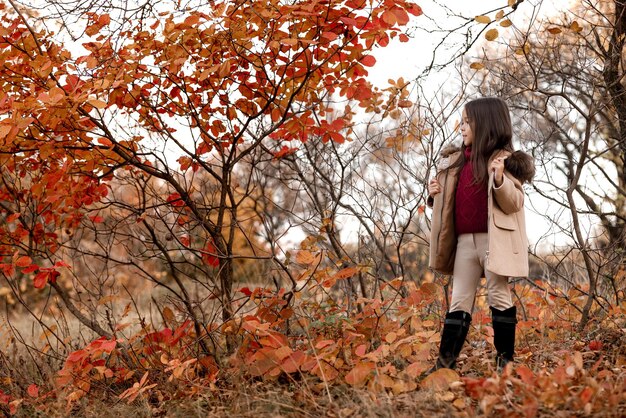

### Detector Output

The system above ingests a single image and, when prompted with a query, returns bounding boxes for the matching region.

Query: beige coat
[428,148,532,277]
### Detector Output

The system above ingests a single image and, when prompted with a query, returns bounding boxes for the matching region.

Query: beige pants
[449,233,514,313]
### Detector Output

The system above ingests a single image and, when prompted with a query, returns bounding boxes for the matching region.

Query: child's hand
[490,156,508,187]
[428,178,442,196]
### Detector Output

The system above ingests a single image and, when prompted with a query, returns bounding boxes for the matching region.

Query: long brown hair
[450,97,513,185]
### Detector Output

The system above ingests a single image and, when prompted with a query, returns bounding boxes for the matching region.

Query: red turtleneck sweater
[455,147,489,235]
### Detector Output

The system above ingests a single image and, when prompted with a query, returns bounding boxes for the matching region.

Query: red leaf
[48,270,60,284]
[66,349,87,363]
[98,338,117,353]
[0,390,10,404]
[22,264,39,273]
[238,287,253,297]
[27,384,39,398]
[6,213,20,223]
[580,386,594,404]
[588,340,603,351]
[360,55,376,67]
[170,320,192,345]
[408,4,423,16]
[15,256,32,267]
[202,240,220,267]
[33,272,48,289]
[273,146,297,159]
[166,193,185,207]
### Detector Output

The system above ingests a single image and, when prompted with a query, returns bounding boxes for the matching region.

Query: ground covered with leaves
[1,279,625,417]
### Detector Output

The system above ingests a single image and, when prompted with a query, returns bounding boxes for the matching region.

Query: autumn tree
[0,0,424,353]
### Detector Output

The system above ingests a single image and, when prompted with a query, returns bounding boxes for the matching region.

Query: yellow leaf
[39,324,58,341]
[500,19,513,27]
[469,62,485,70]
[515,43,531,55]
[547,27,562,34]
[495,10,504,20]
[385,331,397,343]
[391,378,417,394]
[573,351,583,370]
[570,21,582,32]
[475,15,491,24]
[162,306,175,323]
[485,28,499,41]
[453,398,466,409]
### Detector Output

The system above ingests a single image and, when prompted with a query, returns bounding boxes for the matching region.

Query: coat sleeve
[493,172,524,214]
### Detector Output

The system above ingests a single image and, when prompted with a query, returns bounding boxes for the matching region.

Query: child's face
[461,108,474,146]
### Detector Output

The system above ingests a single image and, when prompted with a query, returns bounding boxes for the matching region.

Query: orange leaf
[280,351,305,374]
[321,31,338,41]
[315,340,335,350]
[296,250,318,265]
[334,266,358,280]
[345,362,375,387]
[420,368,459,391]
[98,14,111,25]
[87,99,107,109]
[391,7,409,25]
[354,344,367,357]
[381,10,397,26]
[516,364,535,384]
[404,361,429,378]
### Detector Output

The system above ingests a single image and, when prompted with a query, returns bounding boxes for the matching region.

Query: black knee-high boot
[429,311,472,372]
[491,306,517,369]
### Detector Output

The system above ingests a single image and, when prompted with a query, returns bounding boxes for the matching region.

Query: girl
[426,97,535,372]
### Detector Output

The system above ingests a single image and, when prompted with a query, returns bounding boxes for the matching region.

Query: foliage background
[0,0,624,416]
